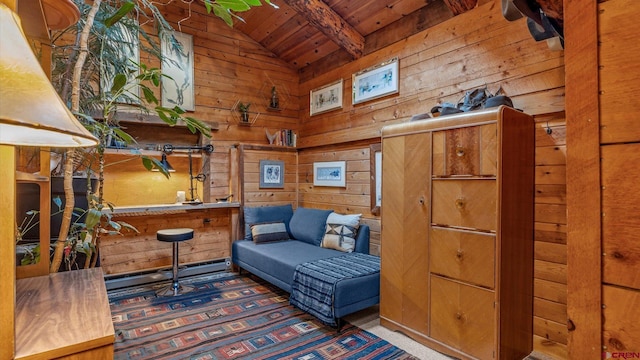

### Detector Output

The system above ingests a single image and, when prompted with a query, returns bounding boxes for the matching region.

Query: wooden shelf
[15,171,48,182]
[104,148,202,158]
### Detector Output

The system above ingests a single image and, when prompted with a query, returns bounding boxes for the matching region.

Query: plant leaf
[85,208,102,230]
[111,73,128,94]
[104,1,135,28]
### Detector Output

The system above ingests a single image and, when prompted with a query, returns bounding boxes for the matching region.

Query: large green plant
[48,0,275,272]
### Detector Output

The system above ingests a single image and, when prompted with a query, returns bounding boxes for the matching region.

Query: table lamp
[0,4,98,359]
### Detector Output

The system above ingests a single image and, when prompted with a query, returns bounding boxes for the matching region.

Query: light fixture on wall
[162,144,214,204]
[152,153,176,173]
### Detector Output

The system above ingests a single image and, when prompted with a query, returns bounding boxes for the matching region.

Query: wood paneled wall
[156,2,301,202]
[596,0,639,355]
[237,145,298,238]
[296,1,564,149]
[239,145,298,207]
[533,113,567,358]
[297,141,381,255]
[91,2,301,205]
[294,2,567,358]
[100,207,233,275]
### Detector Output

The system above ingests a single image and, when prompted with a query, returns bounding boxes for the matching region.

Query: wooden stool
[156,228,195,296]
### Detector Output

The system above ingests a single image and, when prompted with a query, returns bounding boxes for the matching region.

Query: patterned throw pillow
[251,222,290,244]
[321,213,362,252]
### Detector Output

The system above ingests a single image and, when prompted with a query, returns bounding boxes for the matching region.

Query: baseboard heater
[104,258,231,291]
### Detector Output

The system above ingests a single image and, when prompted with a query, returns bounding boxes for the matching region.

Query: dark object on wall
[501,0,564,48]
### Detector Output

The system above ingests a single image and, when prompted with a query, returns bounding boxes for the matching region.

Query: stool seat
[157,228,194,242]
[156,228,195,297]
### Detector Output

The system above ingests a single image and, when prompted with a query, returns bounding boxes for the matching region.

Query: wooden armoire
[380,106,534,360]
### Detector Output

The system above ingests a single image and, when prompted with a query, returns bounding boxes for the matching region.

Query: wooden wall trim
[0,145,16,360]
[239,144,298,152]
[564,0,601,358]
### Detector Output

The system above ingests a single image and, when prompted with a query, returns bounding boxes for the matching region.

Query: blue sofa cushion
[251,222,290,243]
[289,207,332,245]
[243,204,294,241]
[233,240,344,292]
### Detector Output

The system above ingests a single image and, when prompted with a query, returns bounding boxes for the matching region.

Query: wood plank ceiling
[193,0,563,79]
[231,0,475,77]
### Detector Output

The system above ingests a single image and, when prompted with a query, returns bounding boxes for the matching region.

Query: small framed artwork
[370,143,381,215]
[259,160,284,188]
[161,31,195,111]
[310,79,343,116]
[352,57,399,105]
[313,161,346,187]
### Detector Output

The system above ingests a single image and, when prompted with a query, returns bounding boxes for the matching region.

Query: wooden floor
[15,268,114,360]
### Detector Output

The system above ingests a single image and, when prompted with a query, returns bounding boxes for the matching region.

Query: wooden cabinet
[380,106,534,359]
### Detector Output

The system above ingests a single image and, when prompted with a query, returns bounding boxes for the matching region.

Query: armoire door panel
[380,133,431,333]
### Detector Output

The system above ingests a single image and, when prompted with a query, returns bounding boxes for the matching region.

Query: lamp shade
[0,4,98,147]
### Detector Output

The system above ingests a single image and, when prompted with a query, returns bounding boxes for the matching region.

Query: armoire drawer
[431,179,496,231]
[430,275,495,360]
[430,227,495,288]
[432,123,497,177]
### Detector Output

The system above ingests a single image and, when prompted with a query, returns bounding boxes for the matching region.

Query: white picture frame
[310,79,343,116]
[313,161,346,187]
[161,31,195,111]
[352,57,399,104]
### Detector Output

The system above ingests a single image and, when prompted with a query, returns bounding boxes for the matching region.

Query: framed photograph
[370,143,381,215]
[352,57,399,104]
[259,160,284,188]
[310,79,343,116]
[313,161,346,187]
[161,31,195,111]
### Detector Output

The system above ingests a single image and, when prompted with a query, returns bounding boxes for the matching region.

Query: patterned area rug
[109,272,418,360]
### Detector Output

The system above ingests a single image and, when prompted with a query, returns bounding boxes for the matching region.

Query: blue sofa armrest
[354,224,370,254]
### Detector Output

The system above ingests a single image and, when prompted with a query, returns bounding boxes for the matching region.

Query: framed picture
[161,31,195,111]
[352,57,399,104]
[370,143,381,215]
[313,161,346,187]
[259,160,284,188]
[310,79,343,116]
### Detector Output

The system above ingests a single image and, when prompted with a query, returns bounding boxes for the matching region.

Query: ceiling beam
[280,0,364,59]
[442,0,478,15]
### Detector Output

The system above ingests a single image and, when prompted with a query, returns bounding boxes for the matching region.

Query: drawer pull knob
[456,249,464,260]
[456,147,465,157]
[455,198,465,209]
[455,312,464,321]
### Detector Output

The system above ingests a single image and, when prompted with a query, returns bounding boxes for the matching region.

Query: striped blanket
[289,252,380,326]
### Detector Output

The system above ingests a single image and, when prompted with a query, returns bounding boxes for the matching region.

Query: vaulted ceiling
[197,0,563,79]
[232,0,466,78]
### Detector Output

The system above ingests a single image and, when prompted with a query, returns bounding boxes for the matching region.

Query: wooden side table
[15,268,114,360]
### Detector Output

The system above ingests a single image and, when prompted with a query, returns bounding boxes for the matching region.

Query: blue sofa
[231,205,380,326]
